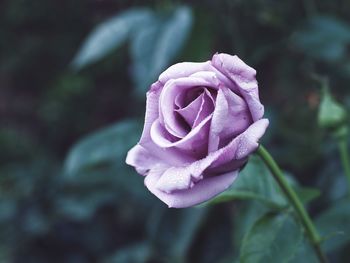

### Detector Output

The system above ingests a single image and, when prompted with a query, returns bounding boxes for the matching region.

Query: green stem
[257,145,328,263]
[338,139,350,193]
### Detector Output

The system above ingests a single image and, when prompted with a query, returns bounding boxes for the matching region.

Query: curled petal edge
[145,168,239,208]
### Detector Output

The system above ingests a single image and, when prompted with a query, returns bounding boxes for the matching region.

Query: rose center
[174,87,215,131]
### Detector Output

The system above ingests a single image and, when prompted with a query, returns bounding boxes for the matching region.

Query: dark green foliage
[240,212,305,263]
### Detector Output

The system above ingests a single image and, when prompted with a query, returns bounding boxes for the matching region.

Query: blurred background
[1,0,350,262]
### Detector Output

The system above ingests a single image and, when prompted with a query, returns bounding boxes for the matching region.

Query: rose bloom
[126,53,269,208]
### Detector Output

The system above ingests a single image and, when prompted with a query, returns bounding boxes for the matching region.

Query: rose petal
[208,87,251,152]
[126,145,166,175]
[175,92,204,127]
[159,61,212,84]
[137,81,197,166]
[222,87,252,137]
[208,89,228,152]
[139,81,163,146]
[188,70,236,93]
[175,88,215,129]
[159,76,220,138]
[155,166,194,193]
[150,116,211,158]
[211,53,264,121]
[193,89,215,127]
[198,119,269,174]
[145,168,238,208]
[209,118,269,169]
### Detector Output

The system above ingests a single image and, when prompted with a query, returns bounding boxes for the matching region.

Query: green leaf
[70,6,192,95]
[316,198,350,252]
[295,187,321,204]
[64,119,142,176]
[71,8,153,69]
[240,212,304,263]
[60,119,156,221]
[131,6,193,94]
[232,201,318,263]
[233,201,272,254]
[290,241,318,263]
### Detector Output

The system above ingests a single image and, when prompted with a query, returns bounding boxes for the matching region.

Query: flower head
[126,53,269,208]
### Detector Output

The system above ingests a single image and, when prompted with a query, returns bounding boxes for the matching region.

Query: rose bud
[126,53,269,208]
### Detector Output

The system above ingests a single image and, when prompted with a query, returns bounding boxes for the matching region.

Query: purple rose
[126,53,269,208]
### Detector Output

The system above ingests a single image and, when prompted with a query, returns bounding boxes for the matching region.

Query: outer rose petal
[155,166,194,193]
[139,81,162,146]
[209,118,269,169]
[211,53,264,121]
[159,61,212,84]
[145,168,238,208]
[126,145,165,175]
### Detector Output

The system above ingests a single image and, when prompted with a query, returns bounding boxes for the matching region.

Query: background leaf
[240,212,307,263]
[58,119,153,221]
[71,8,153,69]
[316,198,350,252]
[64,119,142,176]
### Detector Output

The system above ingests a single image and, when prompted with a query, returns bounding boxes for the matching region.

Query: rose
[126,53,269,208]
